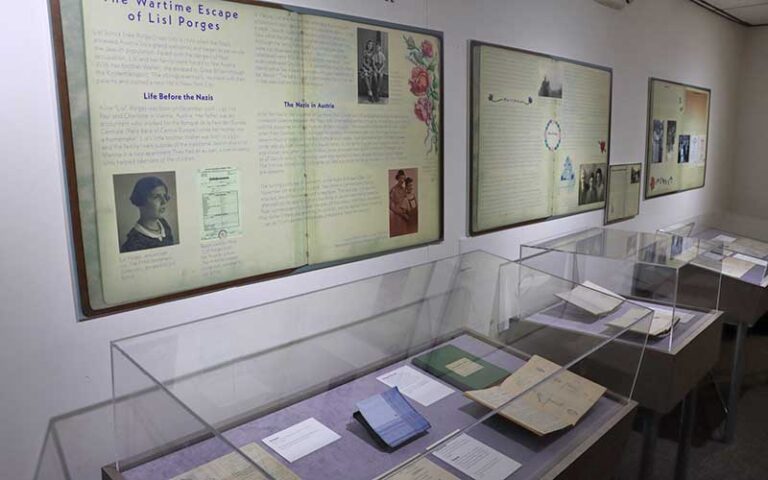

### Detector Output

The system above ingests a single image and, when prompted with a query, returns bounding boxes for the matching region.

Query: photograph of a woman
[358,28,389,104]
[114,173,179,253]
[389,168,418,237]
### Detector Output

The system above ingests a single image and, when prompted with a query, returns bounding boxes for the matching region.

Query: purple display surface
[122,335,629,480]
[526,299,709,351]
[696,228,768,286]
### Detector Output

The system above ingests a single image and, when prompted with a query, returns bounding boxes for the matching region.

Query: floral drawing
[404,35,439,154]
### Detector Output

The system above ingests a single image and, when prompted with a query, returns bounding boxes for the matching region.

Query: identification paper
[170,442,299,480]
[377,366,454,407]
[199,167,243,241]
[433,434,521,480]
[262,418,340,463]
[445,358,484,377]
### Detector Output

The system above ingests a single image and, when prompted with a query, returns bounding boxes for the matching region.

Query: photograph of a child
[358,28,388,104]
[630,166,641,184]
[389,168,418,237]
[579,163,606,205]
[114,172,180,253]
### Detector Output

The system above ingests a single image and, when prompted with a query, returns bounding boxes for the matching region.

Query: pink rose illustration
[421,40,434,58]
[414,97,432,124]
[409,67,430,97]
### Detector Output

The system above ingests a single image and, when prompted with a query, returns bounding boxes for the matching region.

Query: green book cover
[412,345,509,391]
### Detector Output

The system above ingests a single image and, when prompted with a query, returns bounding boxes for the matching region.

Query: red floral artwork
[421,40,434,58]
[409,67,430,97]
[404,36,439,154]
[414,97,433,124]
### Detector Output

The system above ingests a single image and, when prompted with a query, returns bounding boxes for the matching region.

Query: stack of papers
[555,281,625,316]
[354,387,430,450]
[465,355,605,436]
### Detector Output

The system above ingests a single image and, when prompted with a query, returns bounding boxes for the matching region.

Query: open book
[65,0,442,311]
[555,281,625,316]
[465,355,606,436]
[470,43,611,233]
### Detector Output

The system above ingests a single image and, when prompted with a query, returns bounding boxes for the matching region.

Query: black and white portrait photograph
[389,168,418,237]
[631,166,641,184]
[666,120,677,154]
[579,163,606,205]
[538,63,563,99]
[651,119,664,163]
[114,172,180,253]
[678,134,691,163]
[358,28,389,104]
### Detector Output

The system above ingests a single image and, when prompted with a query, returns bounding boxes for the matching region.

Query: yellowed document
[465,355,606,436]
[731,237,768,259]
[385,458,460,480]
[555,281,624,316]
[170,443,299,480]
[607,307,676,337]
[722,255,758,278]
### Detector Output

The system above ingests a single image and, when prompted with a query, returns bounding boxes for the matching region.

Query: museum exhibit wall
[729,27,768,219]
[0,0,745,478]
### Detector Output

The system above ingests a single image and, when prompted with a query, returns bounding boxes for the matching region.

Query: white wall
[730,26,768,219]
[0,0,745,478]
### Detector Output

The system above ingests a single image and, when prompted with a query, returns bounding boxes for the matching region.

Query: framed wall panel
[605,163,642,225]
[645,78,710,199]
[469,41,612,235]
[50,0,443,317]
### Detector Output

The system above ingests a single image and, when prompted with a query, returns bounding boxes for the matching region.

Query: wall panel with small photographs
[605,163,642,224]
[469,41,612,235]
[645,78,710,199]
[51,0,443,316]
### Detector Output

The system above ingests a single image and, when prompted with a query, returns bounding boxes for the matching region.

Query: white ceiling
[699,0,768,25]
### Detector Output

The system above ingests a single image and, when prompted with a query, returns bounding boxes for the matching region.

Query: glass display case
[106,251,650,480]
[659,211,768,443]
[518,228,724,414]
[660,211,768,288]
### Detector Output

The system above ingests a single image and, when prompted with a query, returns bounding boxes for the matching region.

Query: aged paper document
[555,281,624,316]
[384,458,460,480]
[170,442,299,480]
[465,355,606,436]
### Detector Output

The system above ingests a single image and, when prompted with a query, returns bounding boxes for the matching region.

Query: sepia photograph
[114,172,180,253]
[631,166,641,184]
[389,168,418,237]
[678,134,691,163]
[579,163,606,205]
[538,63,563,99]
[357,28,389,104]
[651,119,664,163]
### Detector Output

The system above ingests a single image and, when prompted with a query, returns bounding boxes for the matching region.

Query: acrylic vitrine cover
[518,227,723,353]
[106,251,645,480]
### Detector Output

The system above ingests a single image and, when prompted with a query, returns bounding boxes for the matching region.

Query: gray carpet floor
[616,332,768,480]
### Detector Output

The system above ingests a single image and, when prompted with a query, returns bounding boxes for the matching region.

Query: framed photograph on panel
[645,78,710,199]
[605,163,642,225]
[469,41,612,235]
[50,0,443,317]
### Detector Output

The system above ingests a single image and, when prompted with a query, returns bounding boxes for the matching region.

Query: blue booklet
[354,387,431,450]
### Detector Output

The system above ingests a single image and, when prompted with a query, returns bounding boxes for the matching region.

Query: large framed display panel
[50,0,444,317]
[105,252,648,480]
[469,41,613,235]
[604,163,641,225]
[644,78,711,199]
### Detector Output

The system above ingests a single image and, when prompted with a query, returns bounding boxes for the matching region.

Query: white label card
[262,418,340,463]
[377,365,454,407]
[433,434,521,480]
